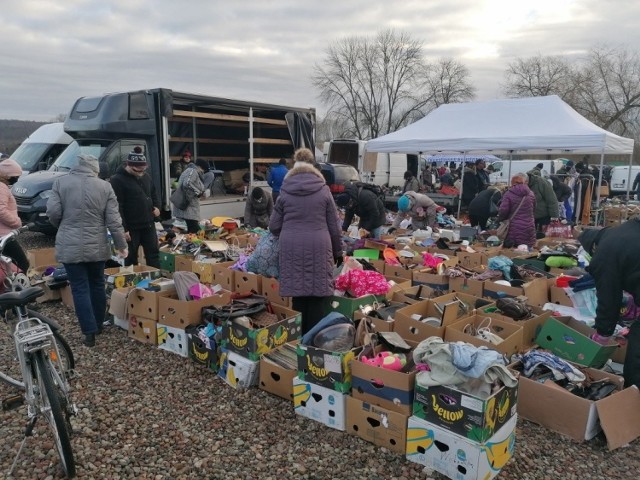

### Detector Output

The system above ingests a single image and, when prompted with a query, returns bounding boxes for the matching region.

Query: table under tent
[365,95,635,226]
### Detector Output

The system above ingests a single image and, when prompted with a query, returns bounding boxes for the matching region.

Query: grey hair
[514,173,529,184]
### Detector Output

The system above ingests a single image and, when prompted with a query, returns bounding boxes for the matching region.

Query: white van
[8,123,73,174]
[488,159,564,184]
[609,165,640,195]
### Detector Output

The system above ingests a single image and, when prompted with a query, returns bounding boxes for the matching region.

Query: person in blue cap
[388,191,441,233]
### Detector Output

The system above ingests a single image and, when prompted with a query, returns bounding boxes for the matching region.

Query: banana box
[186,324,218,371]
[412,379,518,444]
[218,347,259,389]
[296,344,362,394]
[293,377,347,431]
[157,323,188,357]
[406,414,517,480]
[128,315,157,345]
[220,304,301,361]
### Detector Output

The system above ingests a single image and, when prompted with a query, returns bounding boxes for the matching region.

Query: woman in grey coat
[269,148,343,334]
[47,154,127,347]
[172,159,209,233]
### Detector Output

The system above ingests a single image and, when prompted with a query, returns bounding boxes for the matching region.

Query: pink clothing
[0,182,21,236]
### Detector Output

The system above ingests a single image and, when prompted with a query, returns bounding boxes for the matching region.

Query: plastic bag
[544,220,572,238]
[246,233,280,278]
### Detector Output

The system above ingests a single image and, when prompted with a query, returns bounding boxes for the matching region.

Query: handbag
[170,185,189,210]
[496,197,526,241]
[246,233,280,278]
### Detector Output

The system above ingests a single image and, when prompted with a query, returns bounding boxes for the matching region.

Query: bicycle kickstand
[7,416,37,477]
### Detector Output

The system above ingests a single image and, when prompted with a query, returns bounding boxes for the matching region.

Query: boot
[83,334,96,347]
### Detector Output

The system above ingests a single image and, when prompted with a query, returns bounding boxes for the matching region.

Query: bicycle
[0,225,77,478]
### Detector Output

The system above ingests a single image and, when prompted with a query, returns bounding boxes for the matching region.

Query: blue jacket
[267,164,288,193]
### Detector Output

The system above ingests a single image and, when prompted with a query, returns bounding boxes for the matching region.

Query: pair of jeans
[64,262,106,335]
[126,226,160,269]
[292,296,329,336]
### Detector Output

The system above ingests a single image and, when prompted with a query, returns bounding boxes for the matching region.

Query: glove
[590,332,611,346]
[117,248,129,259]
[334,254,344,267]
[387,227,396,234]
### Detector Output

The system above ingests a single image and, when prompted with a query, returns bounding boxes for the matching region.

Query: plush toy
[361,351,407,371]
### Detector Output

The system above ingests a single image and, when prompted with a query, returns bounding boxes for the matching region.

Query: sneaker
[83,334,96,347]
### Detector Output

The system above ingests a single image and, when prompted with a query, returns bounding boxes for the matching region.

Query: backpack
[354,181,385,204]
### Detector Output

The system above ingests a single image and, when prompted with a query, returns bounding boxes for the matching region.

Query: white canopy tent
[366,95,635,219]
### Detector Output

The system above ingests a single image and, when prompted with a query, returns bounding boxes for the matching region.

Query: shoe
[83,334,96,347]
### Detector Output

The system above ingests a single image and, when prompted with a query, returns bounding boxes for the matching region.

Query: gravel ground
[0,232,638,479]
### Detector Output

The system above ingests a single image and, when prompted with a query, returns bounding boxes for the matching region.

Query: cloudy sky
[2,0,639,121]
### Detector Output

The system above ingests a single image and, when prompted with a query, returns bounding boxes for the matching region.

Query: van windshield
[10,143,52,170]
[49,141,109,171]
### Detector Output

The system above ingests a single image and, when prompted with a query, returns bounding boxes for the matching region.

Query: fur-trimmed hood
[281,162,327,197]
[285,162,325,180]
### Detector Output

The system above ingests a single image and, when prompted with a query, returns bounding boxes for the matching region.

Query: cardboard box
[218,347,259,389]
[515,363,640,450]
[234,272,263,295]
[108,287,133,319]
[220,304,302,361]
[444,314,523,356]
[157,290,231,329]
[391,284,434,304]
[186,324,219,371]
[293,377,347,431]
[323,294,386,319]
[394,297,471,343]
[105,265,162,294]
[259,355,296,401]
[296,344,361,393]
[483,277,548,307]
[449,277,485,298]
[174,255,194,272]
[384,264,414,280]
[127,288,176,320]
[412,270,449,291]
[478,304,551,349]
[535,316,618,368]
[128,315,157,345]
[261,277,292,308]
[350,350,415,415]
[157,323,188,357]
[27,248,58,268]
[406,414,517,480]
[60,285,74,309]
[159,250,178,272]
[113,315,128,330]
[346,396,409,454]
[212,262,235,291]
[549,285,574,307]
[191,260,215,284]
[384,276,413,301]
[412,380,518,443]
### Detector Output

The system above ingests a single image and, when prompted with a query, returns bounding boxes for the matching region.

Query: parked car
[318,162,360,194]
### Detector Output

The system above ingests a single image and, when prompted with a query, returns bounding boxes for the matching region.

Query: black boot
[83,334,96,347]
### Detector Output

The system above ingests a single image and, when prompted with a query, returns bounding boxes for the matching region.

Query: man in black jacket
[336,183,386,239]
[110,147,161,268]
[579,220,640,389]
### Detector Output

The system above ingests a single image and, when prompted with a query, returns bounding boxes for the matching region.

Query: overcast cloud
[1,0,639,121]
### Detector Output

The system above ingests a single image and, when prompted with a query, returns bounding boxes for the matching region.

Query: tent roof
[425,154,502,163]
[367,95,634,155]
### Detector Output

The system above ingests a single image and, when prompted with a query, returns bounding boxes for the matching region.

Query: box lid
[596,386,640,451]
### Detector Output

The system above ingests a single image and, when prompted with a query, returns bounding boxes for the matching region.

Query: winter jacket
[633,172,640,200]
[468,188,502,219]
[244,188,274,229]
[46,163,126,264]
[527,170,559,219]
[267,164,288,194]
[172,163,205,221]
[476,168,490,191]
[550,175,572,202]
[269,163,342,297]
[341,183,386,232]
[584,220,640,336]
[110,166,160,232]
[392,191,438,230]
[498,183,536,248]
[402,176,420,194]
[0,182,21,236]
[461,167,480,205]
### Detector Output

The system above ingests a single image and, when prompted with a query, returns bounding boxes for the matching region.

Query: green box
[159,251,178,273]
[323,294,386,319]
[296,344,361,393]
[535,316,617,368]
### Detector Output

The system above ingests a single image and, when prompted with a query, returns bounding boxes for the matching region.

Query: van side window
[129,92,150,120]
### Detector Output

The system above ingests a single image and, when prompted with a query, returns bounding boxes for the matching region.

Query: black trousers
[125,227,160,269]
[4,238,29,273]
[292,296,329,336]
[624,320,640,389]
[185,219,200,234]
[469,214,489,230]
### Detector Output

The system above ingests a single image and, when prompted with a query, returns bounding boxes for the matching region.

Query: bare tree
[502,54,574,99]
[313,30,475,140]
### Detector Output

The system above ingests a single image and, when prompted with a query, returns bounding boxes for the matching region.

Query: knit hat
[397,194,411,212]
[336,193,351,208]
[0,159,22,177]
[195,159,209,172]
[183,151,192,159]
[251,187,264,200]
[77,154,100,175]
[127,146,147,167]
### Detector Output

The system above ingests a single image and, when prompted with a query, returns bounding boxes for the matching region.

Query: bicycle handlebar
[0,223,35,251]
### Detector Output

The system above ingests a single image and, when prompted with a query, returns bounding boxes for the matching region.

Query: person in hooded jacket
[550,175,573,220]
[172,159,210,233]
[527,169,559,232]
[267,158,288,203]
[244,186,273,229]
[578,221,640,389]
[46,154,127,347]
[336,182,386,239]
[269,148,342,335]
[461,163,480,206]
[110,147,161,268]
[468,186,502,230]
[401,171,420,194]
[497,173,536,248]
[388,191,440,232]
[0,159,29,272]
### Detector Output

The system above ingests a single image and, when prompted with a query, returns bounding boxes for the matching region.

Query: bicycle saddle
[0,286,44,308]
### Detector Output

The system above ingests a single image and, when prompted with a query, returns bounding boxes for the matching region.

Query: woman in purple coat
[498,173,536,248]
[269,148,343,334]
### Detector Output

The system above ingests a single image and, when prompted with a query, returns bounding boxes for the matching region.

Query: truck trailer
[12,89,315,232]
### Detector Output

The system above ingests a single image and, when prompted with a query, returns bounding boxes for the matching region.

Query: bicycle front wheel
[34,350,76,478]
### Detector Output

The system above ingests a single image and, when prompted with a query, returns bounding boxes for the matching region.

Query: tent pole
[626,153,634,199]
[456,153,467,219]
[596,150,605,206]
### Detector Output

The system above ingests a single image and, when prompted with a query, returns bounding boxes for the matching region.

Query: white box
[113,315,129,330]
[406,414,517,480]
[157,323,188,357]
[293,377,347,431]
[218,348,259,389]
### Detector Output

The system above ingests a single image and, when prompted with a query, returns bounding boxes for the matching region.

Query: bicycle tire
[0,311,75,391]
[34,350,76,478]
